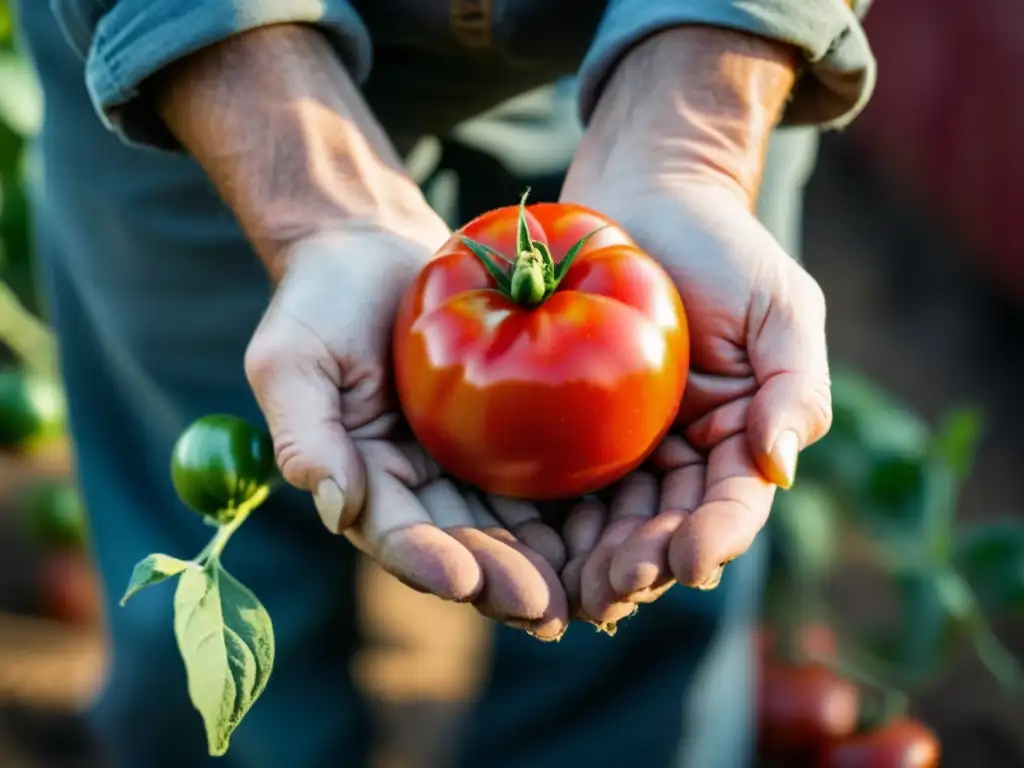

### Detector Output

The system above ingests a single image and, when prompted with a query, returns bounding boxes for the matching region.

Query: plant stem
[973,626,1024,701]
[197,498,260,565]
[0,280,56,375]
[509,250,547,305]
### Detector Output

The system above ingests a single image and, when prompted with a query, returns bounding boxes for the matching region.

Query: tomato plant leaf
[769,482,839,581]
[886,571,963,684]
[119,553,191,606]
[0,51,42,137]
[826,367,930,457]
[460,237,511,292]
[952,519,1024,617]
[174,561,275,757]
[931,406,984,480]
[554,226,607,283]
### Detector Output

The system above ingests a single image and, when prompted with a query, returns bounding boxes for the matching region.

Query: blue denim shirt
[49,0,876,151]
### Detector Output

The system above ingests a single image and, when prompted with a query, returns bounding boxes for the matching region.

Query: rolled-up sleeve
[51,0,373,150]
[577,0,877,131]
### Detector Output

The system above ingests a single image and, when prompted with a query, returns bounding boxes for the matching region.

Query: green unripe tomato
[171,414,278,524]
[22,480,87,550]
[0,367,66,451]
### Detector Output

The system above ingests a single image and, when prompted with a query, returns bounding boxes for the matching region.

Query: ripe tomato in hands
[393,195,689,500]
[817,718,940,768]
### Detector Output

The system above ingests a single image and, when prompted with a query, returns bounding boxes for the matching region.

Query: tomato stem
[0,280,58,376]
[509,249,548,305]
[195,488,271,564]
[460,189,609,308]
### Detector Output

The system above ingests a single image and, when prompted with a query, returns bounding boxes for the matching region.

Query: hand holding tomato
[392,197,689,629]
[244,218,570,639]
[554,31,834,621]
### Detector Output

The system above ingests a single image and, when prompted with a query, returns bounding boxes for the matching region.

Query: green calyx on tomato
[0,367,66,452]
[22,480,87,551]
[460,189,605,307]
[122,413,281,758]
[171,413,280,525]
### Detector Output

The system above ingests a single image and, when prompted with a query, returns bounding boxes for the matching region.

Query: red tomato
[39,550,103,626]
[758,662,860,760]
[756,623,839,663]
[393,199,688,500]
[817,718,940,768]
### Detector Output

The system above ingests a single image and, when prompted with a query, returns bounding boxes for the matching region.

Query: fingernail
[526,627,566,643]
[313,478,345,533]
[697,564,725,591]
[768,430,801,489]
[508,620,566,643]
[583,620,618,636]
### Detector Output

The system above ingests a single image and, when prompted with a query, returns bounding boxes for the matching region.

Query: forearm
[580,26,798,204]
[155,24,425,280]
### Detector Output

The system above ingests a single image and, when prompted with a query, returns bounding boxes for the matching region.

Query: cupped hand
[558,177,833,624]
[244,219,569,639]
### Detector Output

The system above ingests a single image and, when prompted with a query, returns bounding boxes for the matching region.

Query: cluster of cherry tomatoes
[756,625,941,767]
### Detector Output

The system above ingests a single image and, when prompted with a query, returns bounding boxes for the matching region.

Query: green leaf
[770,482,840,580]
[553,226,607,283]
[953,519,1024,617]
[851,452,958,567]
[460,237,511,292]
[931,407,984,480]
[0,52,42,137]
[515,188,532,255]
[826,367,930,456]
[120,553,191,606]
[532,240,555,272]
[174,561,275,757]
[886,570,964,683]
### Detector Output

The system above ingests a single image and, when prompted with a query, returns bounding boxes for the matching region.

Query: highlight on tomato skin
[392,195,690,501]
[816,717,941,768]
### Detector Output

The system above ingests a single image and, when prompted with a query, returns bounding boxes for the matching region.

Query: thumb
[746,267,833,489]
[245,308,367,533]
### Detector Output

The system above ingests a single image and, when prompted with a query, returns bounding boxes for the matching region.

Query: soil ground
[1,135,1022,767]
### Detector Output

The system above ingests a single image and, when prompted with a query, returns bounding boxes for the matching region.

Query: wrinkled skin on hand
[557,177,832,624]
[244,221,571,640]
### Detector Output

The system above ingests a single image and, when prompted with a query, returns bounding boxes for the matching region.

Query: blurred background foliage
[0,0,43,319]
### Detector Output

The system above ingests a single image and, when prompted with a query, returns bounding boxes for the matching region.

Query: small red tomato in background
[393,195,688,500]
[39,548,102,626]
[758,661,861,761]
[756,623,839,663]
[21,480,103,626]
[817,717,941,768]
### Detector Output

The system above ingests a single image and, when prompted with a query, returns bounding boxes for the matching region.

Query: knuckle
[273,435,316,490]
[803,379,834,445]
[243,335,282,390]
[796,268,827,317]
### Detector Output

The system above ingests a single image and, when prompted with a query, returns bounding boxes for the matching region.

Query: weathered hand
[556,27,833,623]
[244,224,569,639]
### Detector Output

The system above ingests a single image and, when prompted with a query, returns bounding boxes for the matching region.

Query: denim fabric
[49,0,872,148]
